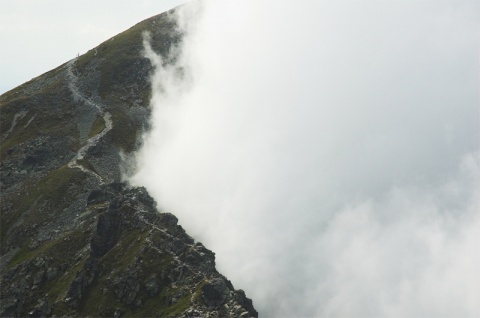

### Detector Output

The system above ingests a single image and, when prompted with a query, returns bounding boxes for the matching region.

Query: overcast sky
[132,1,480,317]
[0,0,186,94]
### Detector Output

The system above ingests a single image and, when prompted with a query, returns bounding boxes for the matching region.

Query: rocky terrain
[0,7,257,318]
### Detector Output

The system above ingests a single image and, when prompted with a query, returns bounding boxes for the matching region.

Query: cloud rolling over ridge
[131,1,479,316]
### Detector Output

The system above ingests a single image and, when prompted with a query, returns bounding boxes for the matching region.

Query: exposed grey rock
[202,278,229,307]
[0,297,18,317]
[46,267,58,281]
[33,270,45,285]
[18,276,30,290]
[65,258,98,309]
[33,257,45,268]
[28,240,39,250]
[114,276,140,305]
[113,308,124,318]
[90,205,122,258]
[28,299,51,318]
[144,275,160,296]
[233,289,257,316]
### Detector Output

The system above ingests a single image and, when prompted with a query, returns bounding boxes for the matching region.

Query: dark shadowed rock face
[0,6,257,318]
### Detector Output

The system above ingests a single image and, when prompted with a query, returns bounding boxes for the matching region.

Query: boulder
[144,276,160,296]
[202,278,229,307]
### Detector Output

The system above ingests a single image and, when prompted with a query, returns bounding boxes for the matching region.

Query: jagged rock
[33,270,45,285]
[46,266,58,281]
[65,258,98,308]
[28,240,39,250]
[184,308,202,317]
[202,278,229,307]
[0,297,18,317]
[113,308,125,318]
[86,183,126,206]
[160,212,179,227]
[144,275,160,296]
[18,277,30,290]
[234,290,257,317]
[114,277,140,305]
[90,207,122,258]
[86,189,110,205]
[33,257,45,268]
[28,299,51,318]
[171,238,187,254]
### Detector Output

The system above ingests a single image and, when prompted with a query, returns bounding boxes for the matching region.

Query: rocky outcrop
[0,6,257,317]
[0,183,258,317]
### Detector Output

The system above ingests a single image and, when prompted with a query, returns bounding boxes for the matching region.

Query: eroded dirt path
[66,59,113,184]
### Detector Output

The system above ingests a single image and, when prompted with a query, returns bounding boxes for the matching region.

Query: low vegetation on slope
[0,7,257,317]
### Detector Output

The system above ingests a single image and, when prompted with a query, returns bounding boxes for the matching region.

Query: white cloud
[132,1,479,316]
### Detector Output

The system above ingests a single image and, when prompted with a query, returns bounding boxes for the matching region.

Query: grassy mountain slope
[0,7,257,318]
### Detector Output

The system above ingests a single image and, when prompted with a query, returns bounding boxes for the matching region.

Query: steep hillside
[0,8,257,318]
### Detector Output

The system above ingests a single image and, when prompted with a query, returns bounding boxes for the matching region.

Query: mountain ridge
[0,7,257,317]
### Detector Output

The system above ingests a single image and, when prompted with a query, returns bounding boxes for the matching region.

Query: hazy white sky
[0,0,187,94]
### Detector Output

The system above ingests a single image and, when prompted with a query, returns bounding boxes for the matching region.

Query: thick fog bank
[132,1,479,316]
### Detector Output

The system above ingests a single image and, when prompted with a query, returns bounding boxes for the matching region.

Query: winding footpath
[66,59,113,184]
[135,211,210,310]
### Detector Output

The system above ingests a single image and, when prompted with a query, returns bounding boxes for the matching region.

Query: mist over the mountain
[132,1,480,316]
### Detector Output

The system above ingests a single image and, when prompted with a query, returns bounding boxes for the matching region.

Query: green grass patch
[7,227,90,269]
[0,94,78,159]
[123,287,191,318]
[79,229,185,317]
[79,277,127,317]
[108,108,139,153]
[7,244,37,268]
[47,255,88,303]
[88,115,106,139]
[79,231,146,316]
[192,279,209,305]
[1,166,86,248]
[101,230,147,270]
[22,165,85,223]
[8,236,61,268]
[50,301,75,317]
[157,289,192,317]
